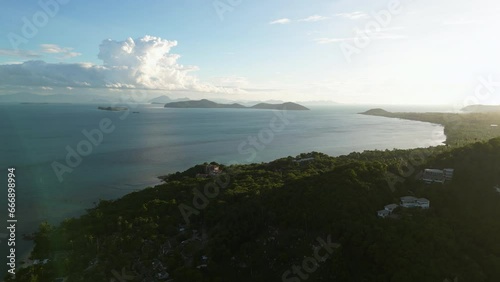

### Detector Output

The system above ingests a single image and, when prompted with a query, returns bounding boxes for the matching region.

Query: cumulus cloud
[0,36,241,94]
[270,18,291,25]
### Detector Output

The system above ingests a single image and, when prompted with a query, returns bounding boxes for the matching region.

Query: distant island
[359,108,394,117]
[164,99,309,110]
[97,106,128,112]
[149,95,190,104]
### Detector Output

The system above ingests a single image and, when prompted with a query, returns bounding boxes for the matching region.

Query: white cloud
[0,36,242,94]
[299,15,329,22]
[335,11,368,20]
[269,18,291,25]
[40,44,82,59]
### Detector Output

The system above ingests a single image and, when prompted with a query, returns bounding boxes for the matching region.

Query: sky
[0,0,499,105]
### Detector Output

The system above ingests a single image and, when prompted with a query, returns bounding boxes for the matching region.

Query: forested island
[164,99,310,111]
[97,106,129,112]
[8,110,500,282]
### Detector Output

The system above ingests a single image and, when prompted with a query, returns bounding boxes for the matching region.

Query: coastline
[10,106,451,278]
[17,136,500,281]
[359,108,500,146]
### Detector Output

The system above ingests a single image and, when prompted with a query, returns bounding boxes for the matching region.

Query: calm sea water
[0,103,446,268]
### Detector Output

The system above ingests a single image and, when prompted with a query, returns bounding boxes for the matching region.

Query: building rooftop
[378,210,390,216]
[385,204,399,209]
[424,169,443,173]
[401,196,417,202]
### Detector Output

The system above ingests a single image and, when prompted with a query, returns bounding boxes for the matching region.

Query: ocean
[0,103,446,270]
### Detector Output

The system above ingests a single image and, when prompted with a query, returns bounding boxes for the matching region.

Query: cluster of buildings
[400,196,430,208]
[377,204,399,218]
[377,196,430,218]
[196,164,222,178]
[422,168,454,184]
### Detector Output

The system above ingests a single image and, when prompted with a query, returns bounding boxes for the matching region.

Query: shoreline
[358,108,500,146]
[13,108,450,276]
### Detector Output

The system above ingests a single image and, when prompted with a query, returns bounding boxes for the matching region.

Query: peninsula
[360,108,500,146]
[461,104,500,113]
[164,99,310,110]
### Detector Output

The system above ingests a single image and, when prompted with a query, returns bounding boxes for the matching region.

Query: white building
[400,196,430,209]
[416,198,430,209]
[384,204,399,213]
[377,210,390,218]
[378,203,399,218]
[422,169,445,184]
[443,169,454,181]
[422,168,454,184]
[400,196,418,207]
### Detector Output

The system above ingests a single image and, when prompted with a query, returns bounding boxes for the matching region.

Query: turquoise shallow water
[0,103,446,271]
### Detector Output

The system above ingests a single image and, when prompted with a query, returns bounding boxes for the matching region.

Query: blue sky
[1,0,499,105]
